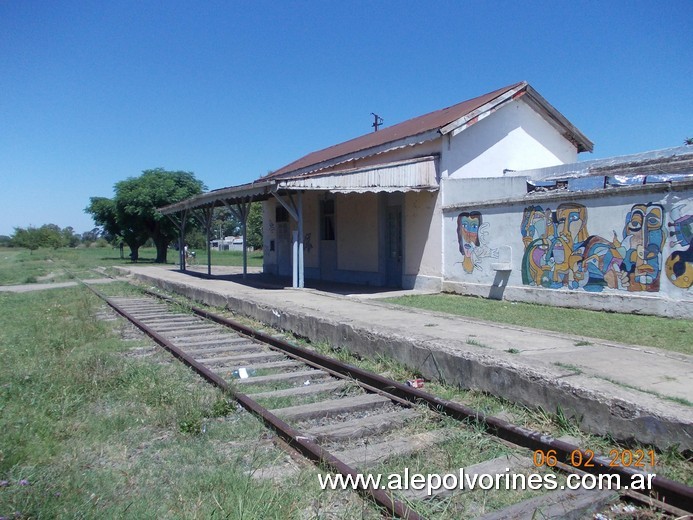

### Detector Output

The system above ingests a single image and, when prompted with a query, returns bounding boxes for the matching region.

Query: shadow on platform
[177,267,403,296]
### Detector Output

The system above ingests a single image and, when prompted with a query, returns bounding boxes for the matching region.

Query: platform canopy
[157,156,440,287]
[158,155,439,216]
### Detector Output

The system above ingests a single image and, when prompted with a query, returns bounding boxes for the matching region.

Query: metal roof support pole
[237,201,249,279]
[272,192,300,288]
[165,209,188,272]
[221,200,249,278]
[297,192,304,288]
[192,206,215,278]
[205,208,213,277]
[292,230,298,288]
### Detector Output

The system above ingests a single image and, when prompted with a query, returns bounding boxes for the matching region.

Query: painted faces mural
[520,202,665,292]
[619,203,665,291]
[665,204,693,289]
[456,211,498,273]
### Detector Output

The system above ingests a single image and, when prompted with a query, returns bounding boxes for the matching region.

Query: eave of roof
[518,145,693,181]
[158,180,275,215]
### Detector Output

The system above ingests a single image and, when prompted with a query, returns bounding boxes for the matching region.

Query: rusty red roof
[264,82,533,180]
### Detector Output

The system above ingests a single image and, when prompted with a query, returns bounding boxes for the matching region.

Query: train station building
[159,81,693,318]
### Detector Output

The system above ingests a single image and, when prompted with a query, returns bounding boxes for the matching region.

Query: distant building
[210,236,248,251]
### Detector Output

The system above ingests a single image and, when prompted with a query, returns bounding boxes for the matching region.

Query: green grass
[384,293,693,355]
[553,362,584,375]
[0,286,372,519]
[0,246,264,286]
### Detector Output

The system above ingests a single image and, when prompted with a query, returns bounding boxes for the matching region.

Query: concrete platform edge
[124,268,693,452]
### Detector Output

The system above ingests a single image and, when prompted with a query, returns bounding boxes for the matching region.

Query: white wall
[403,190,442,289]
[442,99,578,179]
[337,192,379,272]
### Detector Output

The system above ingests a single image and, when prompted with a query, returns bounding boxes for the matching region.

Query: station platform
[118,264,692,452]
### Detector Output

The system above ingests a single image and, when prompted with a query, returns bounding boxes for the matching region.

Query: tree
[212,207,242,239]
[38,224,65,249]
[86,196,148,260]
[10,224,64,251]
[81,227,102,245]
[11,227,42,252]
[86,168,205,263]
[61,226,80,248]
[245,202,263,250]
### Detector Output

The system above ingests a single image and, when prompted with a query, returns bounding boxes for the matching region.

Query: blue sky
[1,0,691,236]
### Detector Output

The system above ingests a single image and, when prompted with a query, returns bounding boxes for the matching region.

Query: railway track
[87,282,693,519]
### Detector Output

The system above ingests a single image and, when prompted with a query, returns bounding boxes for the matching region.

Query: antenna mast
[371,113,384,132]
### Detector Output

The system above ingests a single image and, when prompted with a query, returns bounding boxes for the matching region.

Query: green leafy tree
[86,196,148,260]
[246,202,263,250]
[86,168,205,262]
[61,226,80,248]
[80,228,101,245]
[212,207,241,239]
[11,227,42,252]
[38,224,65,249]
[10,224,64,251]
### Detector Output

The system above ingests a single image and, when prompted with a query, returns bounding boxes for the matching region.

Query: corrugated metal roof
[277,156,439,193]
[518,145,693,181]
[262,81,592,181]
[158,180,275,214]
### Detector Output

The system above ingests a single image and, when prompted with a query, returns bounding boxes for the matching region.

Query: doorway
[386,205,402,287]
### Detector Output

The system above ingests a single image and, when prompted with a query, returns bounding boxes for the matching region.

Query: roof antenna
[371,113,383,132]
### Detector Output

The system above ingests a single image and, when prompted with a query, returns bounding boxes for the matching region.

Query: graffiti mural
[520,202,665,292]
[456,211,498,273]
[665,205,693,289]
[618,203,666,291]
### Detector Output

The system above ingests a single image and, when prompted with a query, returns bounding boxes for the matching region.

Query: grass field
[0,285,376,519]
[0,246,263,286]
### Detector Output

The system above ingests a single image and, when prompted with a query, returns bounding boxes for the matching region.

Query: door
[320,198,337,279]
[386,205,402,287]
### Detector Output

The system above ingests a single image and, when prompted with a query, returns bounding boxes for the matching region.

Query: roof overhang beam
[439,83,526,137]
[158,180,276,215]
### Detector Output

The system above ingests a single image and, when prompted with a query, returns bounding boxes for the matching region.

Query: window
[275,205,289,222]
[320,199,335,241]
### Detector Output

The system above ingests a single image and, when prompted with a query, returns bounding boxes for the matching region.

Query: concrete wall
[441,99,578,179]
[403,190,442,290]
[442,182,693,318]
